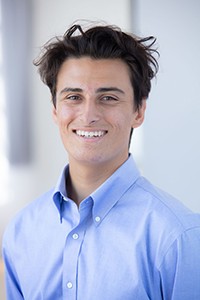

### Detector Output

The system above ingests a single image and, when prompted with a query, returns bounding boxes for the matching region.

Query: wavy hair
[34,23,159,110]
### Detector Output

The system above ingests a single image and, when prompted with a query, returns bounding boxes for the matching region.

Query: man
[3,23,200,299]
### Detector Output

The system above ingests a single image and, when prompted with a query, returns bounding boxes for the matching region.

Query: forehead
[56,57,133,91]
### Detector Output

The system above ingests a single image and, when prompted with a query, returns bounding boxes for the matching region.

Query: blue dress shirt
[2,155,200,299]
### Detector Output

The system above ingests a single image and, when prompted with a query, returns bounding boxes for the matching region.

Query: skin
[53,57,146,205]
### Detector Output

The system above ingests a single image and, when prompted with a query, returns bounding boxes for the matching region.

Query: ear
[52,106,58,125]
[131,99,146,129]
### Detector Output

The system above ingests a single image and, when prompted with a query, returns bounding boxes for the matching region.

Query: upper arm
[159,227,200,299]
[2,231,24,300]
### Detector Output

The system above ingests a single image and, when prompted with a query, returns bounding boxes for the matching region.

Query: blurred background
[0,0,199,298]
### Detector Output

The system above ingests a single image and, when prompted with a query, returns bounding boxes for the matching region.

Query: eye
[65,94,81,101]
[101,95,118,102]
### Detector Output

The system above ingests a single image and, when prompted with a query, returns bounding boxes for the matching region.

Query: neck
[66,159,125,206]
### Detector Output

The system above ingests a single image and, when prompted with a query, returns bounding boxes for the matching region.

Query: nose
[79,99,101,125]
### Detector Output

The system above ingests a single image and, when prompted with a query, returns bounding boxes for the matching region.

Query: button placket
[62,230,80,298]
[62,199,93,299]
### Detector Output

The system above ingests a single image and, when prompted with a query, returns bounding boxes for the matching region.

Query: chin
[71,153,107,165]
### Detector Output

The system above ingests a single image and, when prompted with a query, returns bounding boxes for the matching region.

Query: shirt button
[95,216,101,222]
[67,281,73,289]
[72,233,79,240]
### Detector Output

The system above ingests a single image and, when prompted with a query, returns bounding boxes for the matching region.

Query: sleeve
[159,227,200,299]
[2,233,24,300]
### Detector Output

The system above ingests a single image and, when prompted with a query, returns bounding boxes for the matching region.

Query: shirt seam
[157,226,200,270]
[135,179,191,230]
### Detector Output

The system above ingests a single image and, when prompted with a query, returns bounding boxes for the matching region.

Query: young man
[3,23,200,299]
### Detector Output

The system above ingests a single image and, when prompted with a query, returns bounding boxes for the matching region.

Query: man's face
[53,57,145,170]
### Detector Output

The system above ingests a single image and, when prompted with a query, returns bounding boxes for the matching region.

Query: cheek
[112,112,134,130]
[56,106,75,126]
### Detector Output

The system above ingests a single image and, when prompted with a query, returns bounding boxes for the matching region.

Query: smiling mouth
[75,130,107,138]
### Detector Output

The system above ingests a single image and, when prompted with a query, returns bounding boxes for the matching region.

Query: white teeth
[76,130,105,138]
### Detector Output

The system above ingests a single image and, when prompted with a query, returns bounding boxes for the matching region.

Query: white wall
[131,0,200,212]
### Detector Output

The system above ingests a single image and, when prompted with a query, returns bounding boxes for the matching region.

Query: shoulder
[134,176,200,229]
[130,176,200,266]
[3,188,55,246]
[125,176,200,252]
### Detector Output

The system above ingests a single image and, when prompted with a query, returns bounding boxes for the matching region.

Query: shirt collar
[52,165,69,220]
[91,155,140,225]
[52,155,140,223]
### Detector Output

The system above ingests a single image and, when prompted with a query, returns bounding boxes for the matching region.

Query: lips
[75,130,107,138]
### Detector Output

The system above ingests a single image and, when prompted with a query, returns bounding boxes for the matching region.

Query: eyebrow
[96,87,125,94]
[60,87,82,95]
[59,87,125,95]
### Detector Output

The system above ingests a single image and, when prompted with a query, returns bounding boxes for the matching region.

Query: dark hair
[34,23,159,109]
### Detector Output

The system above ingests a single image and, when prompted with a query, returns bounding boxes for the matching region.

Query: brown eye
[101,96,118,102]
[66,95,81,101]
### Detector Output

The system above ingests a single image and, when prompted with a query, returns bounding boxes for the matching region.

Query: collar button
[95,216,101,223]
